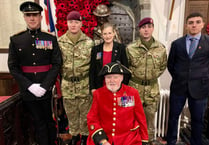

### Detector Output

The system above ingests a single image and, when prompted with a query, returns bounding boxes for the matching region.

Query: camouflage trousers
[63,95,92,136]
[129,80,160,141]
[143,96,160,141]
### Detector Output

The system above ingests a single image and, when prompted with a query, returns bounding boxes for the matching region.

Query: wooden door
[184,0,209,35]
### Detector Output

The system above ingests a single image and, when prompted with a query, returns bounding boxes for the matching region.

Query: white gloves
[28,83,46,97]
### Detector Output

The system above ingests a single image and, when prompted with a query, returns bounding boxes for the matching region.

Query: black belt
[132,78,157,86]
[70,77,80,82]
[68,74,88,83]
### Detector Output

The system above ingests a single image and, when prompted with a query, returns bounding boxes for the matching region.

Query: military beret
[20,1,43,13]
[67,11,82,21]
[138,17,154,28]
[98,62,131,76]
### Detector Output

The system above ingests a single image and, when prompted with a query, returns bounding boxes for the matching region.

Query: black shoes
[80,135,88,145]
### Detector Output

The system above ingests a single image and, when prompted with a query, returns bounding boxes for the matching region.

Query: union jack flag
[44,0,56,33]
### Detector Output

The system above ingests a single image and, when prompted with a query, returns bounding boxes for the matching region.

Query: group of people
[7,1,209,145]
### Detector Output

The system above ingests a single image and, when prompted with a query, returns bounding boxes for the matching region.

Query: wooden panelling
[0,73,18,96]
[0,94,35,145]
[0,49,8,53]
[184,0,209,34]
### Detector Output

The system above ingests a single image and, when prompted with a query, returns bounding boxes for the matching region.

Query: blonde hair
[101,22,115,32]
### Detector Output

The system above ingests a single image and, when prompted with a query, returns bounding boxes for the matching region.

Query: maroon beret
[67,11,82,21]
[138,17,154,27]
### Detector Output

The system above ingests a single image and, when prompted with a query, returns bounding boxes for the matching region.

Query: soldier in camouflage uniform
[58,11,94,145]
[93,4,121,45]
[126,17,167,145]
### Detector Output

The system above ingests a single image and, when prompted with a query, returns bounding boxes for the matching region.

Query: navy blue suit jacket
[168,34,209,99]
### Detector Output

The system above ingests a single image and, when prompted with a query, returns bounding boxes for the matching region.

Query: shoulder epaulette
[159,42,166,48]
[13,30,27,36]
[41,30,56,36]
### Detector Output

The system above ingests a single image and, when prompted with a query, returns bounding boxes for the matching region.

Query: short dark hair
[186,12,203,22]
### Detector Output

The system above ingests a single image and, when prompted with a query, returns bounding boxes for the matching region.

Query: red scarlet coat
[87,84,148,145]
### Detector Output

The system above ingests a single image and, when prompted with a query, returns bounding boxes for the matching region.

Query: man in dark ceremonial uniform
[8,1,62,145]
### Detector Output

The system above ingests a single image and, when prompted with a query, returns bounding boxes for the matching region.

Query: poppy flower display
[54,0,109,38]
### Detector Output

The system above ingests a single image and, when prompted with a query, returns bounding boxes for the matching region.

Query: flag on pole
[168,0,175,20]
[165,0,175,40]
[44,0,56,33]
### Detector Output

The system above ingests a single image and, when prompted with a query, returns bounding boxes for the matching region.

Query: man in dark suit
[166,12,209,145]
[8,1,62,145]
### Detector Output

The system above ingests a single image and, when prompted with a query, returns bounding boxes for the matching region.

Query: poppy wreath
[54,0,110,38]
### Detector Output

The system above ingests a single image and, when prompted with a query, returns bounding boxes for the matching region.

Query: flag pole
[169,0,175,20]
[166,0,175,41]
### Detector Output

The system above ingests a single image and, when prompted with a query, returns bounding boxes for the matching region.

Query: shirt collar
[186,33,201,40]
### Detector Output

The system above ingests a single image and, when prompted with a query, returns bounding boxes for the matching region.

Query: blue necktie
[189,38,197,58]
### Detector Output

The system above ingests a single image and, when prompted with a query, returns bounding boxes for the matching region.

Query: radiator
[154,89,181,139]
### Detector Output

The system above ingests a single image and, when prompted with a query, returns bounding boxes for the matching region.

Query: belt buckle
[75,77,79,82]
[145,81,149,85]
[141,80,145,85]
[70,77,73,82]
[141,80,150,86]
[70,77,80,82]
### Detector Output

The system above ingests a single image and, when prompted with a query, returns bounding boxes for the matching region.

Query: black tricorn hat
[20,1,43,13]
[98,61,131,76]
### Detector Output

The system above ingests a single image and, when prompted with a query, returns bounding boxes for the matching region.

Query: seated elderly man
[87,62,149,145]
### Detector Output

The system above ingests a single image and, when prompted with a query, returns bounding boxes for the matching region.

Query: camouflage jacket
[58,30,94,99]
[126,37,167,83]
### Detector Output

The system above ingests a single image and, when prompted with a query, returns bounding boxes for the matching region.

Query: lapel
[98,43,104,67]
[111,42,119,61]
[181,35,188,57]
[195,35,204,55]
[98,42,120,67]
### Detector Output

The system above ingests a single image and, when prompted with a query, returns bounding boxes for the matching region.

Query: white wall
[151,0,185,47]
[0,53,9,72]
[150,0,186,89]
[0,0,27,48]
[0,0,30,73]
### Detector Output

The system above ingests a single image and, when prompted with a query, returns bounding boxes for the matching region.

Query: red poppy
[54,0,109,37]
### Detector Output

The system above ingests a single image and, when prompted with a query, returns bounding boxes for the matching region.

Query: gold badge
[90,125,95,130]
